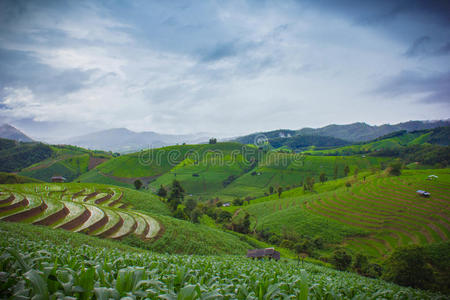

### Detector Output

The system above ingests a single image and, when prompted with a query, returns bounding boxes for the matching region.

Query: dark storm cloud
[0,0,449,139]
[374,71,450,104]
[0,48,93,97]
[304,0,450,25]
[435,42,450,56]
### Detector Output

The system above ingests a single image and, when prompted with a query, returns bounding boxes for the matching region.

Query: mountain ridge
[0,124,33,142]
[234,119,450,144]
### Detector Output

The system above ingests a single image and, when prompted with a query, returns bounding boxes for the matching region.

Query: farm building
[222,202,231,207]
[247,248,281,260]
[416,190,430,197]
[51,176,66,183]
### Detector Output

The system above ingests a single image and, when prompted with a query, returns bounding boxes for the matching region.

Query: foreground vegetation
[0,222,445,299]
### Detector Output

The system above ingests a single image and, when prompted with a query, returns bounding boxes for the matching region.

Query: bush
[388,161,402,176]
[382,245,434,289]
[332,249,352,271]
[233,198,243,206]
[133,179,143,190]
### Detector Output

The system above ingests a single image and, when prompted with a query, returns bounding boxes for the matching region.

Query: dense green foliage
[269,135,351,151]
[0,222,444,299]
[382,242,450,293]
[0,139,52,172]
[0,172,43,184]
[371,144,450,167]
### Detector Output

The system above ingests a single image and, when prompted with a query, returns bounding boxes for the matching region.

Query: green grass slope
[0,221,443,299]
[233,168,449,260]
[0,182,254,255]
[0,172,43,184]
[18,145,112,182]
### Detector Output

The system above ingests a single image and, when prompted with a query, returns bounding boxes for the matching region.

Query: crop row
[307,175,449,258]
[0,184,160,240]
[0,234,444,299]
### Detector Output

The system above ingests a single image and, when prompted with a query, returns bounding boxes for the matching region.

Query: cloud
[0,0,449,140]
[374,71,450,104]
[435,42,450,56]
[404,36,431,57]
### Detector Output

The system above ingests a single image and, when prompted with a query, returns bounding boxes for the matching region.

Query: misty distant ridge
[0,124,33,142]
[63,128,211,153]
[233,119,450,144]
[0,119,448,152]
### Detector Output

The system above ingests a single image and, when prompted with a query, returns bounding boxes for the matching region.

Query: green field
[0,183,254,255]
[1,221,444,299]
[18,145,112,182]
[231,169,449,260]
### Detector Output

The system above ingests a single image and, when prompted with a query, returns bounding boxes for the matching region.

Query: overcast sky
[0,0,449,140]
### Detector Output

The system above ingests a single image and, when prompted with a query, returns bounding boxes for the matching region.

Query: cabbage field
[0,227,445,299]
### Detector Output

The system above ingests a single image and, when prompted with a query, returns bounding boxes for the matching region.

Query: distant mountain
[0,124,33,142]
[296,120,450,142]
[64,128,210,153]
[234,120,450,144]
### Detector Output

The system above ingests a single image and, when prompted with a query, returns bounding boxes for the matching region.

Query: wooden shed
[247,248,281,260]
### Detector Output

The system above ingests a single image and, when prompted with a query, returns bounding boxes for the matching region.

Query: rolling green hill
[78,142,389,201]
[231,168,449,260]
[302,127,450,156]
[0,138,52,172]
[18,144,112,182]
[0,182,253,255]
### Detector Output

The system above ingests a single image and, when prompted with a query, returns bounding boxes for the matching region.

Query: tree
[354,167,359,179]
[388,161,402,176]
[344,165,350,177]
[269,186,274,194]
[209,138,217,144]
[382,245,434,289]
[319,172,327,184]
[190,208,202,223]
[334,164,338,179]
[303,177,315,192]
[277,186,283,198]
[134,179,143,190]
[233,198,243,206]
[168,180,185,212]
[184,198,197,214]
[332,249,352,271]
[157,185,167,199]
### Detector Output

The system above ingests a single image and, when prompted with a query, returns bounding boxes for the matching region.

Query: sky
[0,0,449,140]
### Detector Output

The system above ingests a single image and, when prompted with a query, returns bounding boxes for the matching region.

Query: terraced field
[306,169,450,258]
[0,183,161,241]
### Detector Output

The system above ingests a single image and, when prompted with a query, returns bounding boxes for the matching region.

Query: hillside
[231,168,449,259]
[0,182,254,255]
[1,222,443,299]
[0,124,33,142]
[17,144,113,182]
[77,142,388,201]
[302,127,450,156]
[234,120,450,144]
[0,138,52,172]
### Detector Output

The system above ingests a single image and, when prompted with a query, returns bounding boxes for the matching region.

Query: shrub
[332,249,352,271]
[133,179,143,190]
[233,198,243,206]
[383,245,434,289]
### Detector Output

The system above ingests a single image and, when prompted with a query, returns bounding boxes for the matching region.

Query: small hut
[51,176,66,183]
[247,248,281,260]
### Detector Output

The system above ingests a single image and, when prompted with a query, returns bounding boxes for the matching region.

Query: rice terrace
[0,0,449,299]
